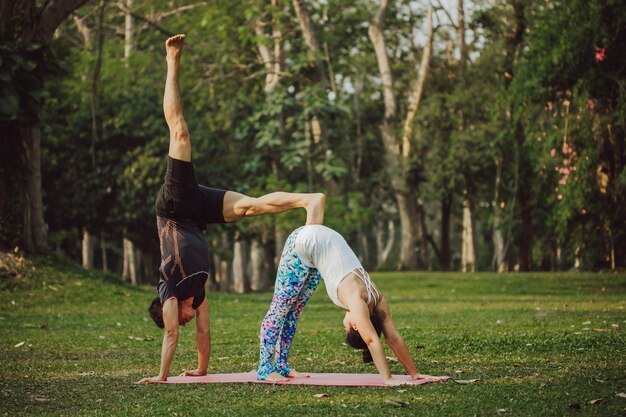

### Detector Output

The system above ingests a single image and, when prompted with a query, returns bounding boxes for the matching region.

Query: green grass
[1,253,625,416]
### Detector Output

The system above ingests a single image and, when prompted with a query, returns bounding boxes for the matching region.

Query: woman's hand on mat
[137,375,167,384]
[179,368,206,377]
[384,378,410,386]
[412,373,447,380]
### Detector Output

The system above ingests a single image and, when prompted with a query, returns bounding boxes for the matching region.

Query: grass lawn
[1,253,625,416]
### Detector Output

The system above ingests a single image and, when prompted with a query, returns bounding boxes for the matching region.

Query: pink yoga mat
[164,372,449,387]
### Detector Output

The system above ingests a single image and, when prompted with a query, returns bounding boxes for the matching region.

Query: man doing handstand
[137,34,325,384]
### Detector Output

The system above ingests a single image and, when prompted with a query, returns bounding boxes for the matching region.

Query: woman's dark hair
[345,310,384,363]
[149,297,165,329]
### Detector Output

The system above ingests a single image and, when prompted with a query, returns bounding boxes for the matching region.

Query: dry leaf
[594,378,605,383]
[591,328,605,332]
[454,370,464,374]
[616,393,626,398]
[497,408,507,413]
[14,341,25,348]
[589,399,603,405]
[385,399,409,407]
[582,321,591,325]
[313,393,328,398]
[611,324,619,328]
[453,379,480,385]
[397,389,407,393]
[386,356,399,362]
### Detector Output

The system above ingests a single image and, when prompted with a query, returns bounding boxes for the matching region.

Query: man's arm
[180,297,210,376]
[137,297,180,383]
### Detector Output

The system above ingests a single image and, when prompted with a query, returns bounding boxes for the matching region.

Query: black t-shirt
[157,216,207,309]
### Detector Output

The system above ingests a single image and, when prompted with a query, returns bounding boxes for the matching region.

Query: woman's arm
[377,299,420,378]
[349,300,393,382]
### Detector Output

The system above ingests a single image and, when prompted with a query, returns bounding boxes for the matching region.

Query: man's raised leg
[164,34,191,162]
[223,191,326,225]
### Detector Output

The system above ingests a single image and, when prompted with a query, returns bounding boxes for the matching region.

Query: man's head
[344,310,384,363]
[149,297,195,328]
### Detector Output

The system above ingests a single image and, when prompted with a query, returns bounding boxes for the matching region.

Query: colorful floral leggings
[256,227,321,380]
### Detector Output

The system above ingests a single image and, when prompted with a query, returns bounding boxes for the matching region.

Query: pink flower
[557,194,563,201]
[587,99,595,110]
[581,209,587,215]
[550,148,556,158]
[595,47,605,62]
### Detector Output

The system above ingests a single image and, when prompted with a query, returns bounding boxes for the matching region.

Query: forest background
[0,0,624,292]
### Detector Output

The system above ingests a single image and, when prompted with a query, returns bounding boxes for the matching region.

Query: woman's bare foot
[165,34,185,62]
[287,369,309,378]
[265,372,288,382]
[304,193,326,225]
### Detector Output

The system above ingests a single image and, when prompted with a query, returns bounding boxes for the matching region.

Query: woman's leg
[274,269,322,377]
[256,230,308,380]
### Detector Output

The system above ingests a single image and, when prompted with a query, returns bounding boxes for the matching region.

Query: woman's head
[345,310,384,363]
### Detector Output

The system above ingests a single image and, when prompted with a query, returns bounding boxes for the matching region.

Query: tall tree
[0,0,90,253]
[369,1,433,269]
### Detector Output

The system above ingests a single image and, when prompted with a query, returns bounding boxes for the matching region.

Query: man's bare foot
[305,193,326,225]
[265,372,288,382]
[165,34,185,62]
[287,369,309,378]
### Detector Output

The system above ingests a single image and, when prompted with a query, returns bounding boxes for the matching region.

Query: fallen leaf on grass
[397,389,407,393]
[127,336,154,341]
[34,397,50,402]
[611,324,619,328]
[14,341,25,348]
[385,399,409,407]
[589,399,603,405]
[453,379,480,385]
[616,393,626,398]
[79,371,95,376]
[591,328,606,332]
[582,321,591,325]
[454,370,464,374]
[386,356,398,362]
[313,394,328,398]
[496,408,507,413]
[594,378,605,383]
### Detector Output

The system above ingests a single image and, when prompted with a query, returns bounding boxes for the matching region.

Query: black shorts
[155,157,227,229]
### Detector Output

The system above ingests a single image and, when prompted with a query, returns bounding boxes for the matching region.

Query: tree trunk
[20,126,48,253]
[249,237,267,291]
[124,0,134,59]
[375,219,395,269]
[232,231,249,294]
[123,237,140,285]
[82,229,94,269]
[440,193,451,270]
[492,155,508,272]
[461,193,476,272]
[396,192,419,270]
[100,231,108,273]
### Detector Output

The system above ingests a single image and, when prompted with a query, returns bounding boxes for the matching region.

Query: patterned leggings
[256,227,321,380]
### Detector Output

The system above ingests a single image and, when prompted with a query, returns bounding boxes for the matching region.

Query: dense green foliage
[1,0,624,273]
[1,253,625,415]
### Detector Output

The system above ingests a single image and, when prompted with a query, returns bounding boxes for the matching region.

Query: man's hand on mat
[179,368,206,377]
[265,372,289,382]
[287,369,310,378]
[384,378,410,386]
[137,376,167,384]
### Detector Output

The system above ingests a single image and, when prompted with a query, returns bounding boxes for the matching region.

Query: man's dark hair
[149,297,165,329]
[345,310,384,363]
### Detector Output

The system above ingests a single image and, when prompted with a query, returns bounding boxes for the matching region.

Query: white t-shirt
[295,225,363,309]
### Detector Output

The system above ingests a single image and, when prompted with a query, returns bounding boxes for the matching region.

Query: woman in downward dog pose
[256,224,445,385]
